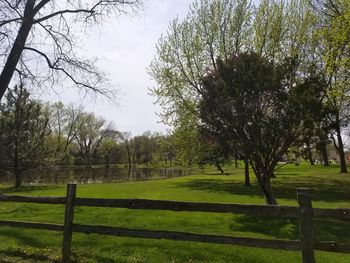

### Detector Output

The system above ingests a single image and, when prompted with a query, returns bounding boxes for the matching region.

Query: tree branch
[23,46,108,95]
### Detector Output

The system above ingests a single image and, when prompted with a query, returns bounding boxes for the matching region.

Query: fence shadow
[1,185,59,194]
[230,216,299,240]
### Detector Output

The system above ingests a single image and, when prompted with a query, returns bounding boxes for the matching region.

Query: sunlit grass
[0,164,349,262]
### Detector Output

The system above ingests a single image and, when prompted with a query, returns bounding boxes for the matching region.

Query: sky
[42,0,192,136]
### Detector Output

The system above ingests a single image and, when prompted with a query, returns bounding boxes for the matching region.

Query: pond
[0,167,192,185]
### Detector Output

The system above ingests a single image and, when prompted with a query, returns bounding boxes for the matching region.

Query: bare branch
[0,17,22,28]
[23,46,110,97]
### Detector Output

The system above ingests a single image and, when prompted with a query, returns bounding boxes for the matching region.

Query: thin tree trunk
[262,176,277,205]
[250,161,278,205]
[335,119,347,173]
[234,158,238,168]
[321,144,329,166]
[336,130,347,173]
[215,159,224,174]
[255,170,277,205]
[306,141,314,165]
[105,154,110,168]
[125,142,132,170]
[14,151,21,188]
[0,1,35,100]
[15,168,22,188]
[244,158,251,186]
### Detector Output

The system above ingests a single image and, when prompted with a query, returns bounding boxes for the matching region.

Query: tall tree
[312,0,350,172]
[74,113,114,165]
[0,85,49,187]
[0,0,140,100]
[149,0,317,170]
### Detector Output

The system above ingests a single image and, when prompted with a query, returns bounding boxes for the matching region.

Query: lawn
[0,164,349,262]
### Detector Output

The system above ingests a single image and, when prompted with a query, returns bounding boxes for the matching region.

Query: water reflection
[0,167,192,185]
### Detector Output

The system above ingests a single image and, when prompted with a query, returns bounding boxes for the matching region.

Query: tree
[74,113,114,165]
[157,132,177,166]
[312,0,350,173]
[149,0,252,125]
[120,132,133,170]
[198,128,232,174]
[199,52,319,204]
[0,85,49,187]
[149,0,317,171]
[292,70,331,166]
[0,0,140,100]
[46,101,67,163]
[98,133,120,168]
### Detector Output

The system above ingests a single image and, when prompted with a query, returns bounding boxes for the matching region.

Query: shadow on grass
[228,215,350,244]
[0,228,43,247]
[314,218,350,243]
[230,216,299,240]
[0,185,59,194]
[175,176,350,204]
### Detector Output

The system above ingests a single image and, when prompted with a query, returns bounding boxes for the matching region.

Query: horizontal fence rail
[313,208,350,220]
[0,184,349,263]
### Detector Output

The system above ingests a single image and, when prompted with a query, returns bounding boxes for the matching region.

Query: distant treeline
[0,85,345,187]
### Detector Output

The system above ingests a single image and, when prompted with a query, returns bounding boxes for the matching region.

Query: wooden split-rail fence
[0,184,349,263]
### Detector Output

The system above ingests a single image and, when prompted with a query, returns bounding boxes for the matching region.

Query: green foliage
[315,0,350,172]
[199,52,325,204]
[149,0,320,167]
[0,85,49,184]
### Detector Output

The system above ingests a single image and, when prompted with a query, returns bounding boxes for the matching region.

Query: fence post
[297,188,315,263]
[62,184,77,263]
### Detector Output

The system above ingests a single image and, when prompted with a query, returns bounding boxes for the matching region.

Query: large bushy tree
[199,52,322,204]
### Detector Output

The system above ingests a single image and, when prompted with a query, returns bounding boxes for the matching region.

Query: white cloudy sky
[41,0,192,135]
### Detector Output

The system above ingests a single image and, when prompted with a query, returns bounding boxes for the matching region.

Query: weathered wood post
[62,184,77,263]
[297,188,315,263]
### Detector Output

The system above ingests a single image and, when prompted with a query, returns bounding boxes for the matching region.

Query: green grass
[0,164,349,262]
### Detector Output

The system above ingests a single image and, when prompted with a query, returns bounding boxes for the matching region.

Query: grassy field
[0,164,349,262]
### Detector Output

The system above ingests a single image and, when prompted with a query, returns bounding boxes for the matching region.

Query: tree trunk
[255,170,278,205]
[234,158,238,168]
[15,169,22,188]
[306,141,314,165]
[14,154,22,188]
[215,159,224,174]
[335,119,347,173]
[244,158,251,186]
[125,142,132,170]
[262,176,277,205]
[336,130,347,173]
[321,144,329,166]
[0,1,35,100]
[251,164,278,205]
[105,154,110,168]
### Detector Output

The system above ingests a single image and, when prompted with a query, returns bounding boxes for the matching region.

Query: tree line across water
[0,86,181,187]
[0,83,347,190]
